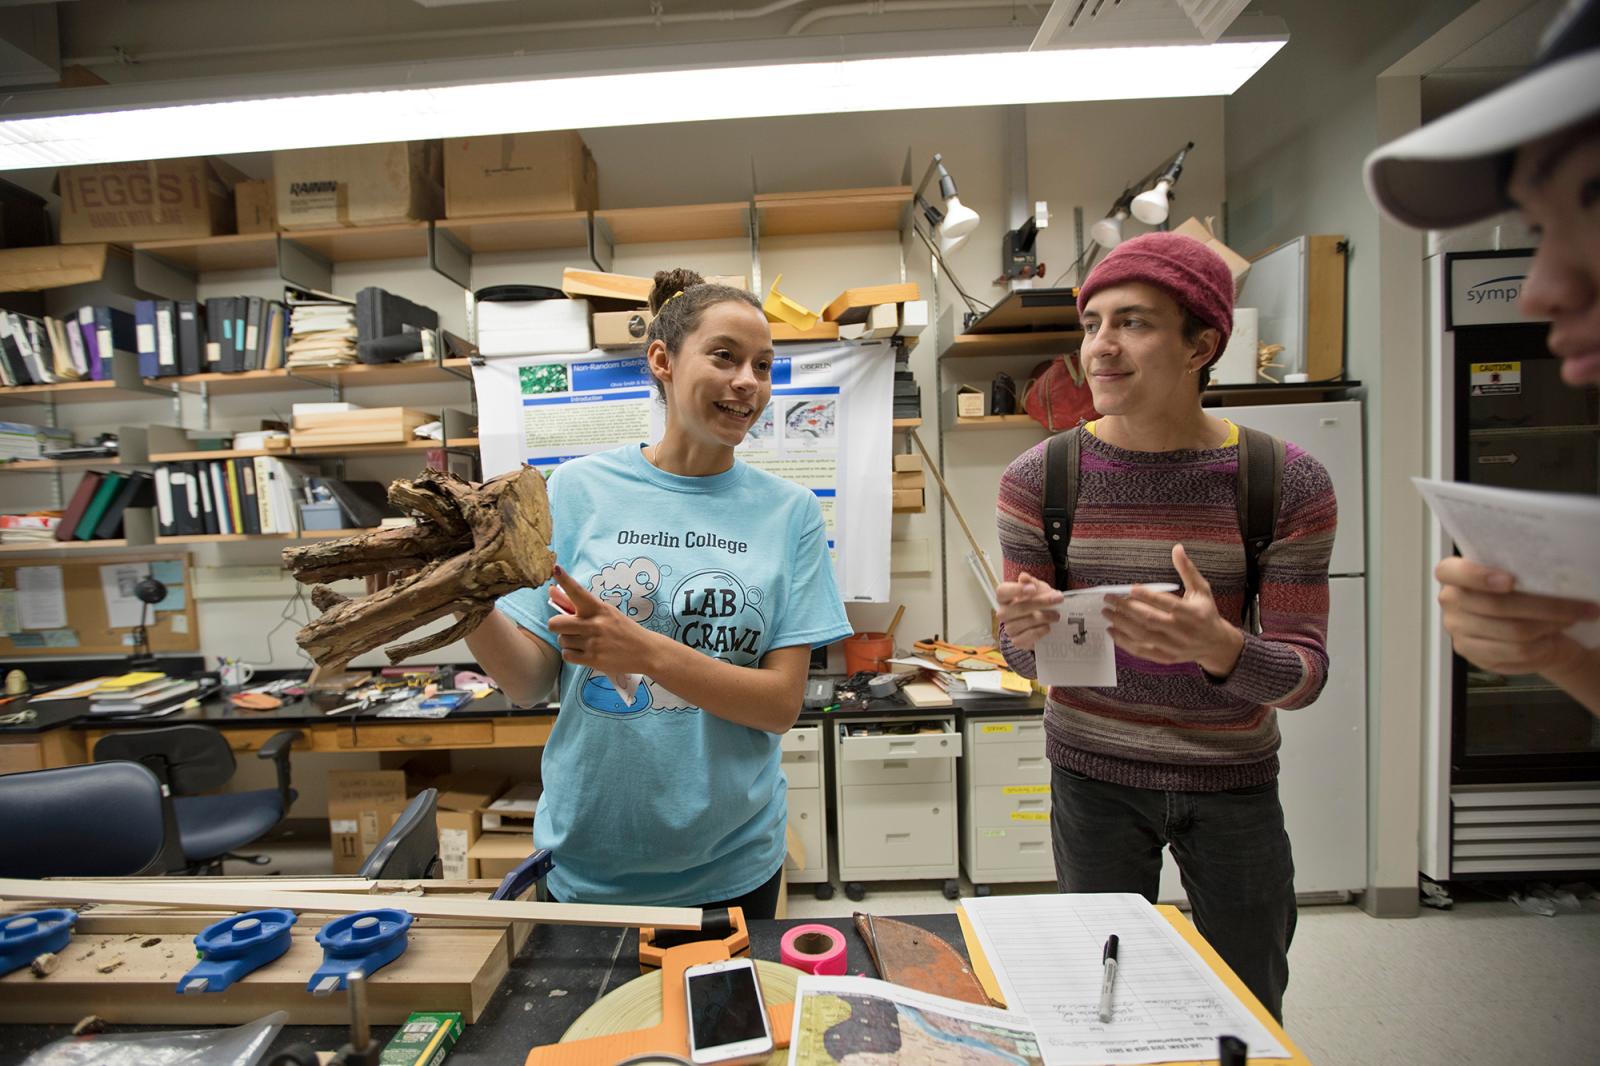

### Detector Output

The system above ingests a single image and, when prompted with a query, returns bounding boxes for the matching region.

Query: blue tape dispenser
[307,908,413,995]
[177,908,297,994]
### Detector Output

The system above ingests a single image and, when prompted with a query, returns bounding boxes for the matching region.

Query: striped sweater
[996,429,1336,791]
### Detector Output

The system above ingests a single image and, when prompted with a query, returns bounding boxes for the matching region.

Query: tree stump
[282,468,553,669]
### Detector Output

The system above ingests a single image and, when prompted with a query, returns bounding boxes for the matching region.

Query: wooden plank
[952,415,1040,430]
[0,243,110,293]
[0,878,702,930]
[134,234,278,273]
[0,925,510,1025]
[282,223,431,264]
[821,283,920,325]
[436,210,590,254]
[562,268,652,304]
[597,203,749,244]
[940,331,1084,359]
[754,186,912,236]
[769,321,840,342]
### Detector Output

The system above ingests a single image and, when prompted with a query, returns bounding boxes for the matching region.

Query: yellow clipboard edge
[955,902,1314,1065]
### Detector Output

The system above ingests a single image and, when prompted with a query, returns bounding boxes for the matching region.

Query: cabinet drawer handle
[1019,841,1045,851]
[882,760,909,770]
[1017,756,1043,766]
[397,734,432,746]
[1018,798,1046,809]
[886,832,911,841]
[888,740,916,751]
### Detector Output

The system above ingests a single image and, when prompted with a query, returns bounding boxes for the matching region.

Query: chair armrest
[256,729,303,813]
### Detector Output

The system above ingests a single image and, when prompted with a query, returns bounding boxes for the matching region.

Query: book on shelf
[91,470,155,539]
[56,472,103,541]
[74,471,126,540]
[177,301,203,376]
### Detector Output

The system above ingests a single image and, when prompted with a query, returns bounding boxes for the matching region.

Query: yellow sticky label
[981,723,1016,734]
[1002,785,1050,795]
[1011,811,1049,823]
[1470,361,1519,373]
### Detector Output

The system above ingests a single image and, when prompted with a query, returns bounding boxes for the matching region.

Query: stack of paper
[90,677,200,715]
[286,299,358,368]
[0,513,62,544]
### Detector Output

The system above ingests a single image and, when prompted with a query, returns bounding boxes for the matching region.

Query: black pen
[1097,934,1119,1023]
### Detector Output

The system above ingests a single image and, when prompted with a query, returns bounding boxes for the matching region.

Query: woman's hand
[1436,556,1598,677]
[547,566,659,674]
[1104,544,1244,677]
[996,572,1064,653]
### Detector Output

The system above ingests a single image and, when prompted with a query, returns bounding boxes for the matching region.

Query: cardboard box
[436,809,480,882]
[468,832,533,882]
[892,488,925,511]
[445,131,597,219]
[1173,216,1251,292]
[430,772,507,814]
[956,385,986,418]
[892,470,925,490]
[481,781,539,832]
[291,406,434,447]
[892,453,922,473]
[327,770,407,875]
[235,180,276,234]
[275,141,443,230]
[57,157,241,245]
[593,309,654,348]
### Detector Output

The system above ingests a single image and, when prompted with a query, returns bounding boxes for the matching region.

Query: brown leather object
[854,912,995,1006]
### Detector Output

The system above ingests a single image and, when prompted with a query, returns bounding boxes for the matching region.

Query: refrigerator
[1158,400,1369,903]
[1422,248,1600,881]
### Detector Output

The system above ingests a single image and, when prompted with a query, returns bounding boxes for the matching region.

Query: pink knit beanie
[1076,232,1235,361]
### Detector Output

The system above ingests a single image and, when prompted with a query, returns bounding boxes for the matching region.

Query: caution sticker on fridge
[1470,361,1521,396]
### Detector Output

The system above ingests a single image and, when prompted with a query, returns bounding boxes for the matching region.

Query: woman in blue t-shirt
[465,268,852,916]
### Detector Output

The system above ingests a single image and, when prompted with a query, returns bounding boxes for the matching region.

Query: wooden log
[281,467,554,667]
[0,878,700,930]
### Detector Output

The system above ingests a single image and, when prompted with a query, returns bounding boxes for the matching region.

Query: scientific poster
[475,340,891,602]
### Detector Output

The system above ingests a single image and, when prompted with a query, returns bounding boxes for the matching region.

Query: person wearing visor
[1366,0,1600,713]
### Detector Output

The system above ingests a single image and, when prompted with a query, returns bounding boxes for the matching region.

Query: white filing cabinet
[832,714,963,901]
[780,724,831,897]
[960,715,1055,892]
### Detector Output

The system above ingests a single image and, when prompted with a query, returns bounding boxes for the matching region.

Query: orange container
[843,632,895,675]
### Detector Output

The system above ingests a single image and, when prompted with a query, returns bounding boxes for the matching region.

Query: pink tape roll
[780,923,848,975]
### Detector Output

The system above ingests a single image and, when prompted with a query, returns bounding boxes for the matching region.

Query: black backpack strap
[1041,427,1080,590]
[1235,425,1285,632]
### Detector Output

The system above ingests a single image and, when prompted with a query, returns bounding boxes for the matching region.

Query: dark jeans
[541,864,786,921]
[1050,763,1297,1022]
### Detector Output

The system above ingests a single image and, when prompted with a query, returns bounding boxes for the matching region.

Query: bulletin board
[0,550,198,658]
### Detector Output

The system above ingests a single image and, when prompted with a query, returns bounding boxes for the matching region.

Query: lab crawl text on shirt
[496,443,852,907]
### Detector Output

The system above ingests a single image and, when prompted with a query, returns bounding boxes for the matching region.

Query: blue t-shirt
[496,443,852,906]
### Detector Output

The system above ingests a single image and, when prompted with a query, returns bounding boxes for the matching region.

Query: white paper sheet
[1033,584,1178,688]
[15,565,66,630]
[1413,477,1600,646]
[788,974,1045,1066]
[99,563,147,629]
[961,893,1288,1065]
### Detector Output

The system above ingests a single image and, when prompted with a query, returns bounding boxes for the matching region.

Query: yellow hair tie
[663,290,686,307]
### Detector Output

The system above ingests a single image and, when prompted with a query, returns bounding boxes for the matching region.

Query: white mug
[219,659,256,691]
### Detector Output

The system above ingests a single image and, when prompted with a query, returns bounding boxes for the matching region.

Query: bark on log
[282,468,553,668]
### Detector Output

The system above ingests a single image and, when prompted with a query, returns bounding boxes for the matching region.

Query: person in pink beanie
[992,231,1337,1022]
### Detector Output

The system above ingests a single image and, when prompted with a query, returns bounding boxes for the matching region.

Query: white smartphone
[683,957,774,1065]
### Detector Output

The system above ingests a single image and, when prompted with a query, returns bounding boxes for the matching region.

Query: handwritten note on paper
[962,893,1288,1065]
[1414,478,1600,646]
[1033,584,1178,688]
[15,565,66,630]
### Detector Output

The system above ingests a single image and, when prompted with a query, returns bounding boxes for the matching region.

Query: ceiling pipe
[788,0,1034,37]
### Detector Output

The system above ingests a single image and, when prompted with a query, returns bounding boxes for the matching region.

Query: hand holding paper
[1035,582,1179,688]
[1103,545,1246,677]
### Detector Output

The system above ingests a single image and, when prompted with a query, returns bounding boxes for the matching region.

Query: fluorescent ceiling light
[0,39,1284,169]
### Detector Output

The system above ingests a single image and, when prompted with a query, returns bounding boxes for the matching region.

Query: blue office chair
[0,762,175,877]
[93,724,303,874]
[358,788,441,880]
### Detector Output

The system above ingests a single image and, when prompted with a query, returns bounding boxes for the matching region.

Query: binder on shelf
[93,470,155,539]
[93,307,137,375]
[234,457,262,535]
[177,301,204,376]
[77,306,103,380]
[354,287,439,364]
[0,314,34,386]
[244,297,265,371]
[204,296,228,372]
[195,461,219,535]
[155,466,175,536]
[75,471,126,540]
[263,302,287,371]
[155,300,178,377]
[56,472,103,541]
[135,300,159,378]
[232,301,247,372]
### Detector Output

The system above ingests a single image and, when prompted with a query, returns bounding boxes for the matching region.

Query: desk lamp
[914,153,981,255]
[126,573,168,669]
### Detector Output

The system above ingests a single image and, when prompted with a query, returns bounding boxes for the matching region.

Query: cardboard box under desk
[437,809,481,881]
[445,131,598,219]
[327,769,408,876]
[275,140,443,230]
[56,157,241,244]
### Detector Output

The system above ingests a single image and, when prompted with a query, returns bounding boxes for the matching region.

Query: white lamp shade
[939,228,972,256]
[940,196,980,240]
[1089,212,1125,248]
[1131,179,1172,225]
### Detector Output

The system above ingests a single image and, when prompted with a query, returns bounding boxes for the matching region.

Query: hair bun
[649,268,706,313]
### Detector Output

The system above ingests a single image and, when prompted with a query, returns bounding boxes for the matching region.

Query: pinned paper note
[1034,584,1178,688]
[16,566,66,630]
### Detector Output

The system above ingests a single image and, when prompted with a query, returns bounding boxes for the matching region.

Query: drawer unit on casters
[780,723,832,899]
[833,715,963,902]
[960,715,1054,895]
